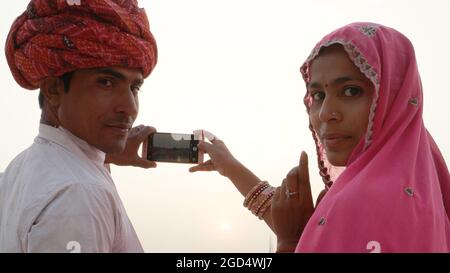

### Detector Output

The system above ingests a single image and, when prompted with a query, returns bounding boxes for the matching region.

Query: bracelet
[243,180,276,220]
[246,184,270,209]
[251,187,275,216]
[256,193,274,219]
[243,181,269,208]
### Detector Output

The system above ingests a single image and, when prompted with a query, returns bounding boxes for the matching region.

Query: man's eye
[312,91,325,101]
[343,87,361,97]
[98,79,113,88]
[132,86,141,93]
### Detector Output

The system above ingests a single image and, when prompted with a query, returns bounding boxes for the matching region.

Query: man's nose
[114,88,138,117]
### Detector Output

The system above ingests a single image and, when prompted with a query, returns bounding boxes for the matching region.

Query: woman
[190,22,450,252]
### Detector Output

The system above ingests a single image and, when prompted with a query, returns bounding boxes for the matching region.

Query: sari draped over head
[297,22,450,252]
[5,0,158,90]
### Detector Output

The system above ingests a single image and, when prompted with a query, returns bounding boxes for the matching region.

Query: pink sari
[296,22,450,252]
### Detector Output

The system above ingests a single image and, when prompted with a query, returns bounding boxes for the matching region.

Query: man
[0,0,158,252]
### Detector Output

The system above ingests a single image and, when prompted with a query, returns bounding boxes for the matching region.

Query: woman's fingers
[193,129,220,143]
[197,141,213,153]
[297,151,313,205]
[189,160,215,172]
[189,130,233,177]
[272,185,282,203]
[281,152,311,203]
[285,167,300,201]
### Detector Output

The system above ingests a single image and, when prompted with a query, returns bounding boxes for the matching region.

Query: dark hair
[38,71,74,109]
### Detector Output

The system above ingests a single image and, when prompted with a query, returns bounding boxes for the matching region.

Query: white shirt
[0,124,143,253]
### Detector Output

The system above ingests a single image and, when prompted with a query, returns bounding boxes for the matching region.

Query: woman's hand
[105,125,157,168]
[189,130,241,178]
[271,151,314,252]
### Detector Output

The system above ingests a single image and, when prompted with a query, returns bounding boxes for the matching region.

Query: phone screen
[147,133,202,164]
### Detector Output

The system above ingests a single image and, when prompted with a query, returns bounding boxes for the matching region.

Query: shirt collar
[38,123,106,166]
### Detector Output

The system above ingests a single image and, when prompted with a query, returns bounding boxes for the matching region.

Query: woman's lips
[322,134,352,149]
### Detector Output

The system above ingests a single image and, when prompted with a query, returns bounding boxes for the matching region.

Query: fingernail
[301,151,307,159]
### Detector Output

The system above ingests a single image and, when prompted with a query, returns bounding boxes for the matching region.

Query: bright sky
[1,0,449,252]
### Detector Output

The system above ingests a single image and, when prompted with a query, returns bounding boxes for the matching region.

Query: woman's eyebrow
[308,76,367,89]
[308,82,321,89]
[333,76,355,85]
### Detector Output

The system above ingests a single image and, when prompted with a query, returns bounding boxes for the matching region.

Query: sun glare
[219,221,232,232]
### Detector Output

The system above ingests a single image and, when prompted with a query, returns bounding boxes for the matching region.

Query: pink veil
[296,22,450,252]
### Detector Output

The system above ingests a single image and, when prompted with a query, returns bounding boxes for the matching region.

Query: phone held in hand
[143,132,204,164]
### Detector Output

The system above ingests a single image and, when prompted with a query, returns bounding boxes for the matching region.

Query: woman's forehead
[309,48,365,82]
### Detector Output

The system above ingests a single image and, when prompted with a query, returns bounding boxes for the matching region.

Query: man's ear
[39,77,65,107]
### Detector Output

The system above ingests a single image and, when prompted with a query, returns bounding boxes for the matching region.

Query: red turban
[5,0,158,90]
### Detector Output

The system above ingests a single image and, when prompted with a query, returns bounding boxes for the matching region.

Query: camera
[143,132,204,164]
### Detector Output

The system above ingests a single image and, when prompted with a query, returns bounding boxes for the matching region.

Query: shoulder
[29,182,120,226]
[33,181,119,217]
[7,139,113,197]
[23,182,121,252]
[21,182,120,246]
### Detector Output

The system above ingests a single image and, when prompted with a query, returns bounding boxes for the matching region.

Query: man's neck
[40,107,60,127]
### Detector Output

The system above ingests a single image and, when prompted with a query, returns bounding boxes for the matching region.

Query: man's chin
[98,141,127,155]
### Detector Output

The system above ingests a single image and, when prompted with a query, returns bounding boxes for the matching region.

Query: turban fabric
[5,0,158,90]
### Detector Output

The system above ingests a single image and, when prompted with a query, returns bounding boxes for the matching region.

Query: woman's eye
[312,91,325,101]
[343,87,361,97]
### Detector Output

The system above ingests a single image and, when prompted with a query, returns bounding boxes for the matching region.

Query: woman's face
[308,45,373,166]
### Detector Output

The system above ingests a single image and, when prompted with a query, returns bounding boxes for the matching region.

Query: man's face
[57,67,144,154]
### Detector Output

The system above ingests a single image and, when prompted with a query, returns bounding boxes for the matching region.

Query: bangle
[257,194,274,219]
[251,187,275,216]
[243,181,269,208]
[246,183,270,209]
[244,181,276,220]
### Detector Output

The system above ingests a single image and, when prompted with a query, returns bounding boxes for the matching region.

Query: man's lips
[105,123,132,134]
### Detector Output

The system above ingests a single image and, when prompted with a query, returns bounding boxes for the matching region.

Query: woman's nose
[319,96,341,122]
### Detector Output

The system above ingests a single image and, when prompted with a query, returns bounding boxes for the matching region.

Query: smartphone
[143,132,204,164]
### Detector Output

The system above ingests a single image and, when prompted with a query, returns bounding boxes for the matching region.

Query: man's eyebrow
[93,68,144,85]
[94,68,126,80]
[308,76,366,89]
